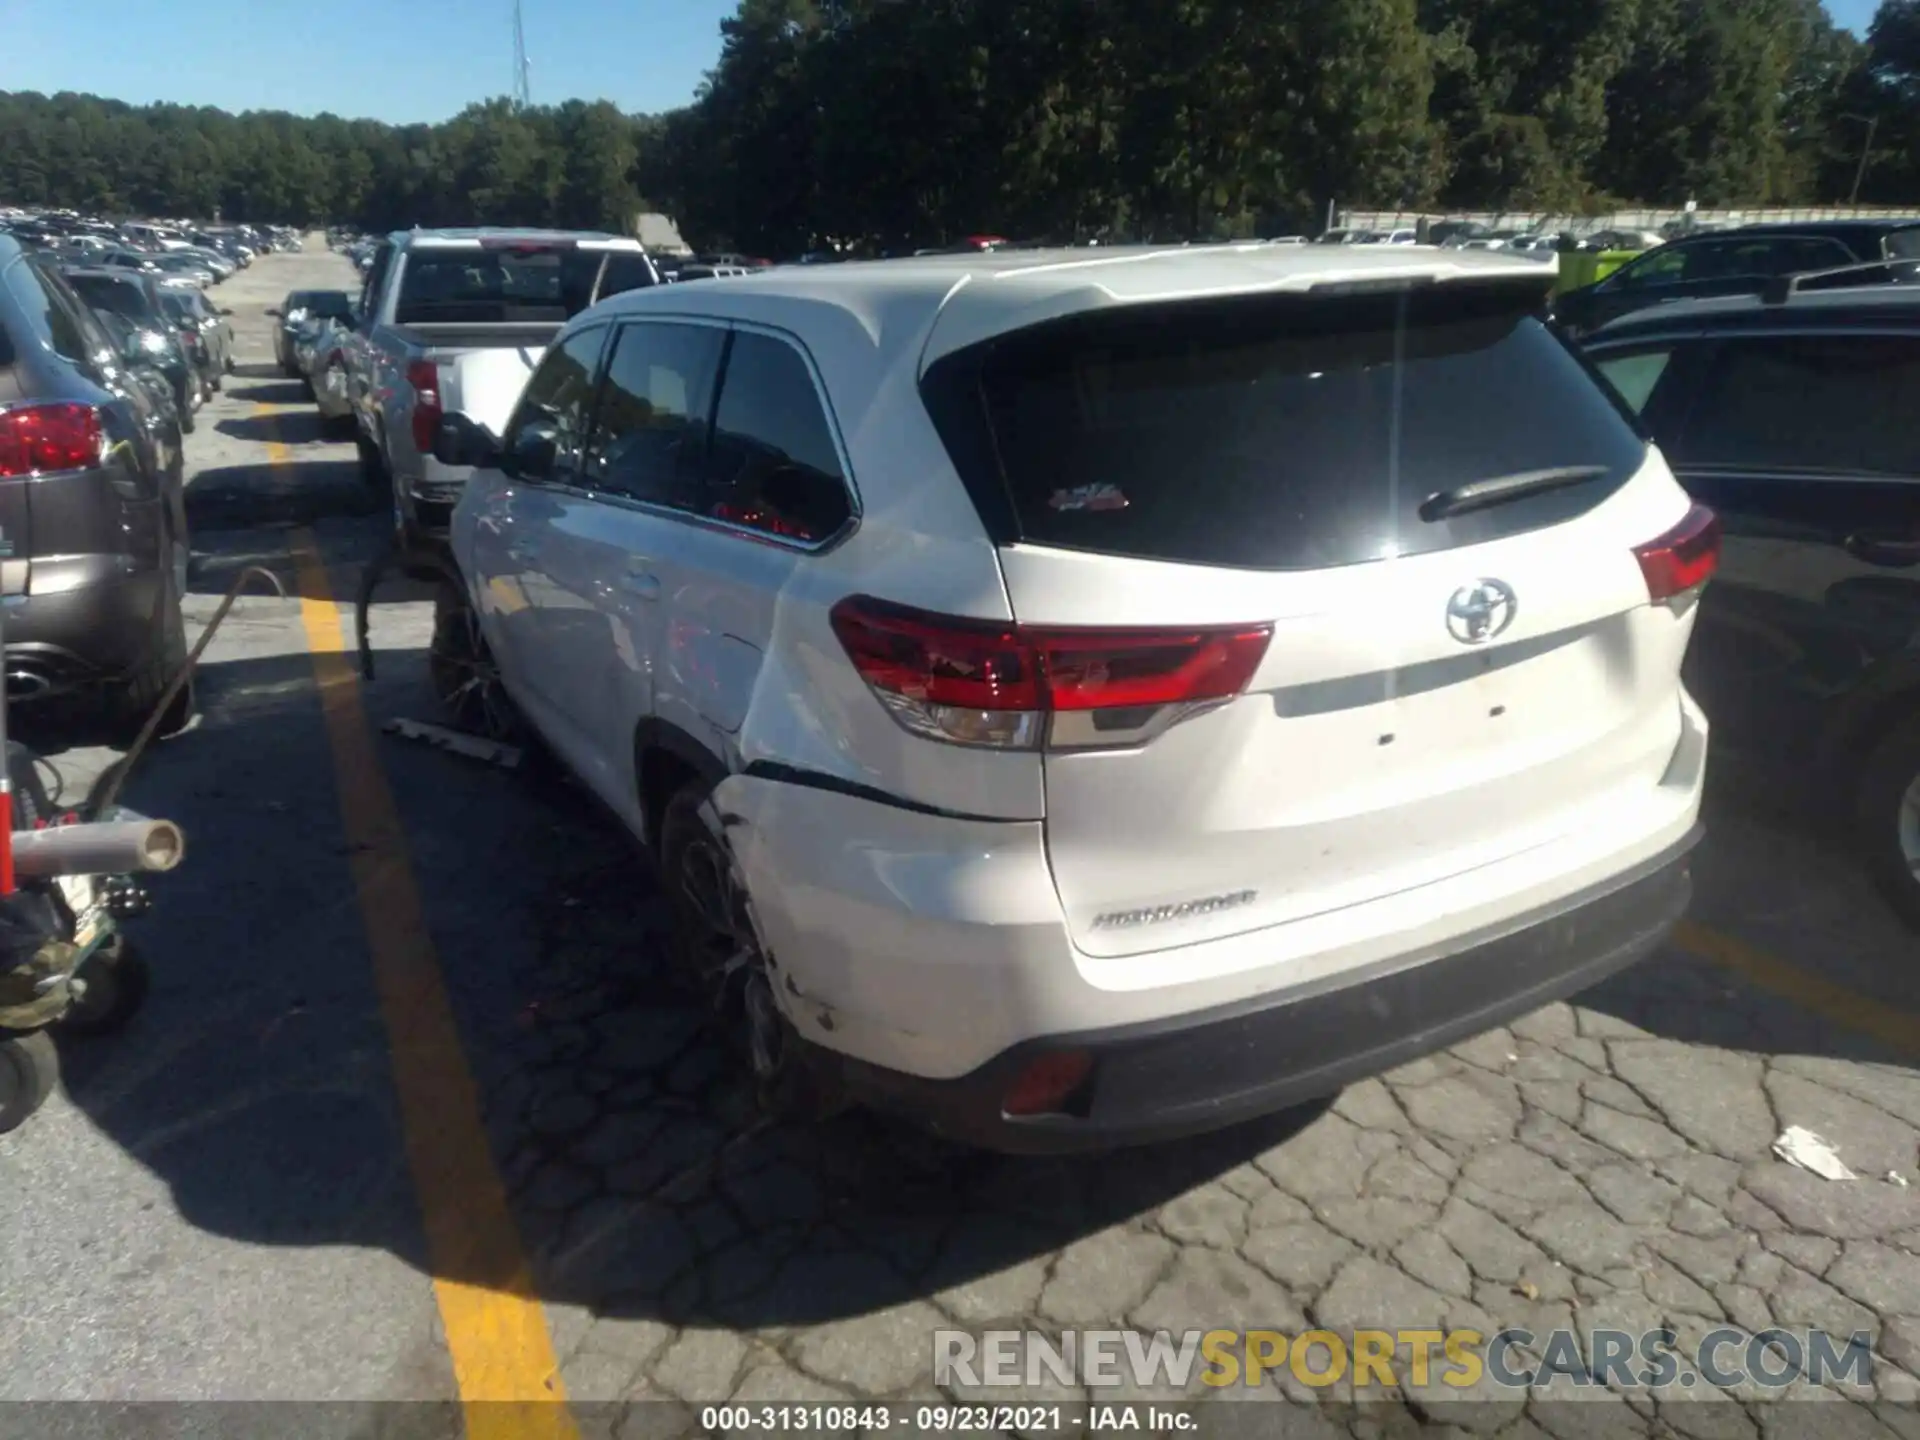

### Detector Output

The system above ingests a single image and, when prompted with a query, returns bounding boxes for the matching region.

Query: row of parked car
[239,220,1910,1154]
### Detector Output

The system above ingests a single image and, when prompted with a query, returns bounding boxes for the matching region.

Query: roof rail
[1762,258,1920,305]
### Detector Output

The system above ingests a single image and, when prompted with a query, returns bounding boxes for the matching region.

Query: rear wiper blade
[1419,465,1610,522]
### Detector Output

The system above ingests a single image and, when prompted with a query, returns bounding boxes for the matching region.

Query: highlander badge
[1092,889,1258,930]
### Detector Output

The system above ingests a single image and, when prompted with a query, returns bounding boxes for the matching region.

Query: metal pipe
[13,819,185,877]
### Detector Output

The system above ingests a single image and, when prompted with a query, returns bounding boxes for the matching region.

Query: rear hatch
[921,277,1707,958]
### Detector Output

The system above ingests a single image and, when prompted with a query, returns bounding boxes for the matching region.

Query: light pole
[1842,113,1878,206]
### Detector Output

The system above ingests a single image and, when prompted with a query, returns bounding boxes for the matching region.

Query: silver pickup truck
[341,228,659,546]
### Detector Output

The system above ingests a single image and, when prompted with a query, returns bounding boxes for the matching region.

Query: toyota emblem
[1446,580,1518,645]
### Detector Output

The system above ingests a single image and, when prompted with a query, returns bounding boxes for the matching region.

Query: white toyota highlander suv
[434,243,1717,1152]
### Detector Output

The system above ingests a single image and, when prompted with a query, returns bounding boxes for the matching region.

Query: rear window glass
[394,246,651,324]
[925,284,1649,570]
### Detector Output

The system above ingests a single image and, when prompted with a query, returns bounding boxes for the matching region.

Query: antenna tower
[512,0,532,107]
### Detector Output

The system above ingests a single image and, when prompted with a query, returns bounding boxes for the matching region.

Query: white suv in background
[436,244,1717,1152]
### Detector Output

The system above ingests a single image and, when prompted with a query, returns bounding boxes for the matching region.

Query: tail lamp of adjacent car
[0,403,105,478]
[828,595,1274,752]
[1634,503,1721,605]
[407,360,443,452]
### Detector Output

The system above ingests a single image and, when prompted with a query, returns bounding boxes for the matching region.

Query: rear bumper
[4,560,166,698]
[830,825,1699,1153]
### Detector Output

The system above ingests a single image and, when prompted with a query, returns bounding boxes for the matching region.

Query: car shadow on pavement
[222,377,311,406]
[187,460,382,541]
[229,361,296,383]
[469,795,1329,1331]
[40,635,1327,1332]
[1565,755,1920,1069]
[216,411,348,447]
[40,547,1918,1339]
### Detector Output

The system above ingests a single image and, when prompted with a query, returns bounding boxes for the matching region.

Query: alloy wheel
[428,598,518,741]
[674,824,786,1084]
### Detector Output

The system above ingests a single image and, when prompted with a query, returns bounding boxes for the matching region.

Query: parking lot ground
[2,245,1919,1438]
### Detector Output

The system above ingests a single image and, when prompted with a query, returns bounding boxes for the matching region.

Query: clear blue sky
[0,0,1887,126]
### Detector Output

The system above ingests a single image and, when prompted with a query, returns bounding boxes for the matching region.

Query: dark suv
[0,240,192,737]
[1582,285,1920,929]
[60,268,201,433]
[1555,220,1920,337]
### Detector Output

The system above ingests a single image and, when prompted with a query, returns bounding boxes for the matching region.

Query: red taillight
[0,403,103,478]
[407,360,442,452]
[828,596,1273,750]
[1635,503,1721,604]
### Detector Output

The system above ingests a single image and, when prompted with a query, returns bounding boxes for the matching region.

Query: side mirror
[219,307,234,317]
[266,307,281,317]
[433,413,505,471]
[500,420,558,480]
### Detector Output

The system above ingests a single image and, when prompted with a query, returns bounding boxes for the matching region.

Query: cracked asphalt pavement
[2,241,1919,1440]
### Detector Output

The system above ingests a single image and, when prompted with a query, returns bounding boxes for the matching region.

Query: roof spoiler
[1762,258,1920,305]
[1305,267,1556,300]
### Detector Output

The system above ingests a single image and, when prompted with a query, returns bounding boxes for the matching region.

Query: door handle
[1845,534,1920,569]
[621,572,661,601]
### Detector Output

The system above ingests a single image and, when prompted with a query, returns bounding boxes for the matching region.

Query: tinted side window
[580,322,723,508]
[596,253,658,300]
[1673,336,1920,476]
[1771,238,1853,274]
[67,275,153,324]
[500,325,608,483]
[359,244,393,319]
[706,332,852,542]
[1682,240,1775,282]
[4,257,90,363]
[1592,349,1676,415]
[1611,247,1687,288]
[37,264,115,364]
[1888,231,1920,261]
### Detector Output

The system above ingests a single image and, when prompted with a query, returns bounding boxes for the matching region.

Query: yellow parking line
[1673,920,1920,1062]
[253,402,577,1438]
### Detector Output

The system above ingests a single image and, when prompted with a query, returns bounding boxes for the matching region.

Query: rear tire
[356,431,387,492]
[1857,720,1920,933]
[101,570,193,747]
[0,1029,58,1135]
[658,779,840,1124]
[428,581,522,742]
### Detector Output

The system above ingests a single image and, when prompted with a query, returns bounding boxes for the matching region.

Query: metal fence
[1334,204,1920,237]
